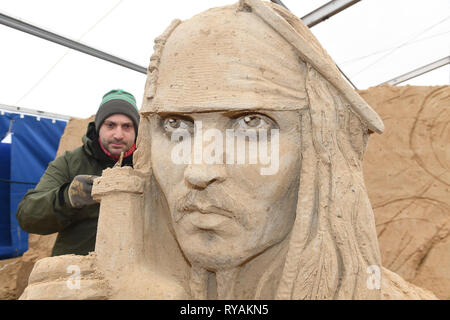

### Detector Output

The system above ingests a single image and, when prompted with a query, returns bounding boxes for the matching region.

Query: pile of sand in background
[1,86,448,299]
[361,85,449,299]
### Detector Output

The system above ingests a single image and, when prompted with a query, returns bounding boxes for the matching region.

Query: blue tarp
[0,112,66,259]
[0,143,11,251]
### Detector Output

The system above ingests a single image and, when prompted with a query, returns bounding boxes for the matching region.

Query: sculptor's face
[99,114,136,155]
[151,110,301,270]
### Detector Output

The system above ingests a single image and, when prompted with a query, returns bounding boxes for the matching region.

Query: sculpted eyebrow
[222,110,254,118]
[158,113,194,121]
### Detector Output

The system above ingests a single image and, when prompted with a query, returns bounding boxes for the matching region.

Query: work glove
[67,175,99,208]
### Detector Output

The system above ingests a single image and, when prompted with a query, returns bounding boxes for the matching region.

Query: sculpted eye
[233,114,275,131]
[163,117,194,133]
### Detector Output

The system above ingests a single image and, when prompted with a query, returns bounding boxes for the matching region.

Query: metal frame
[270,0,359,89]
[301,0,361,28]
[270,0,289,10]
[1,2,361,78]
[0,12,147,74]
[380,56,450,86]
[4,2,443,91]
[0,104,72,121]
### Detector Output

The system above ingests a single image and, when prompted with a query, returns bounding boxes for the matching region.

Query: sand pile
[361,85,449,299]
[1,85,448,299]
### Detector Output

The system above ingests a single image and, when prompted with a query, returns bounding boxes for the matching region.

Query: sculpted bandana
[146,4,309,114]
[142,1,383,134]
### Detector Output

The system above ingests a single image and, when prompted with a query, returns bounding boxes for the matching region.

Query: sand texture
[361,85,449,299]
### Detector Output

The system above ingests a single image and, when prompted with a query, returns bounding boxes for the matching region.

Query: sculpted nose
[184,164,226,189]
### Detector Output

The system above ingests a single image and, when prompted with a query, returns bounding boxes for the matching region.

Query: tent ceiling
[0,0,448,118]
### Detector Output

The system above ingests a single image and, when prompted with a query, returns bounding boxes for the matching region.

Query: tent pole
[380,56,450,86]
[0,12,147,75]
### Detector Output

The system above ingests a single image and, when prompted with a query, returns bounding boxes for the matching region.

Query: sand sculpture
[18,1,438,300]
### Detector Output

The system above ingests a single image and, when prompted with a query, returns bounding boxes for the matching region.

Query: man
[16,89,139,256]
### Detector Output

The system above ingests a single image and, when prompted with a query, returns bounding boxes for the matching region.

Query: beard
[101,138,130,155]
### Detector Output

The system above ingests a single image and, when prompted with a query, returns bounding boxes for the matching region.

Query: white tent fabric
[0,0,448,118]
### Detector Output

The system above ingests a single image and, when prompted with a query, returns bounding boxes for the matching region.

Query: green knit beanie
[95,89,139,133]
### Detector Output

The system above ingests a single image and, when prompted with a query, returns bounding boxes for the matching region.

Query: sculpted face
[146,4,310,271]
[99,114,136,155]
[151,110,301,270]
[143,1,383,299]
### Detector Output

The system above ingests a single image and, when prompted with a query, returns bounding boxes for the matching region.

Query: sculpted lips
[188,211,230,229]
[184,203,233,217]
[174,191,249,230]
[176,203,234,229]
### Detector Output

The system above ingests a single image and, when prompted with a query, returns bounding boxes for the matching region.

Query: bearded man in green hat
[16,89,140,256]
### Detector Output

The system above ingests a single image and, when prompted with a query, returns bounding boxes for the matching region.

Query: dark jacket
[16,122,133,256]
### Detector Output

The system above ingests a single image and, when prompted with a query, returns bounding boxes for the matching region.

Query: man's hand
[68,175,99,208]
